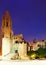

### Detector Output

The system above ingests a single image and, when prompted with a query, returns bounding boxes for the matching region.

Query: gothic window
[6,21,8,27]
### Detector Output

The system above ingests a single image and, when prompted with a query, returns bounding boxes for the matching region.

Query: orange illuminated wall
[0,27,2,55]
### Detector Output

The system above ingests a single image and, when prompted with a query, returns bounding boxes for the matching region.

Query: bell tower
[2,11,13,56]
[2,11,12,38]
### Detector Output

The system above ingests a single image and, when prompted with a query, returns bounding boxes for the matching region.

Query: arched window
[6,21,8,27]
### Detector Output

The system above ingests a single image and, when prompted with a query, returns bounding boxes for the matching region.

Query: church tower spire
[2,11,12,38]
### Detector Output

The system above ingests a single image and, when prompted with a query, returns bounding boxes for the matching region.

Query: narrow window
[15,50,18,53]
[6,21,8,27]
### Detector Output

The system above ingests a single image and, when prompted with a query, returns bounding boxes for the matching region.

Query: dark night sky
[0,0,46,42]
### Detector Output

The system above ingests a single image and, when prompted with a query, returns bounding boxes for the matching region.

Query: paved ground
[0,60,46,65]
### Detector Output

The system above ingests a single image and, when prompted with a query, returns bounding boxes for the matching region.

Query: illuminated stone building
[1,11,28,60]
[12,34,28,59]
